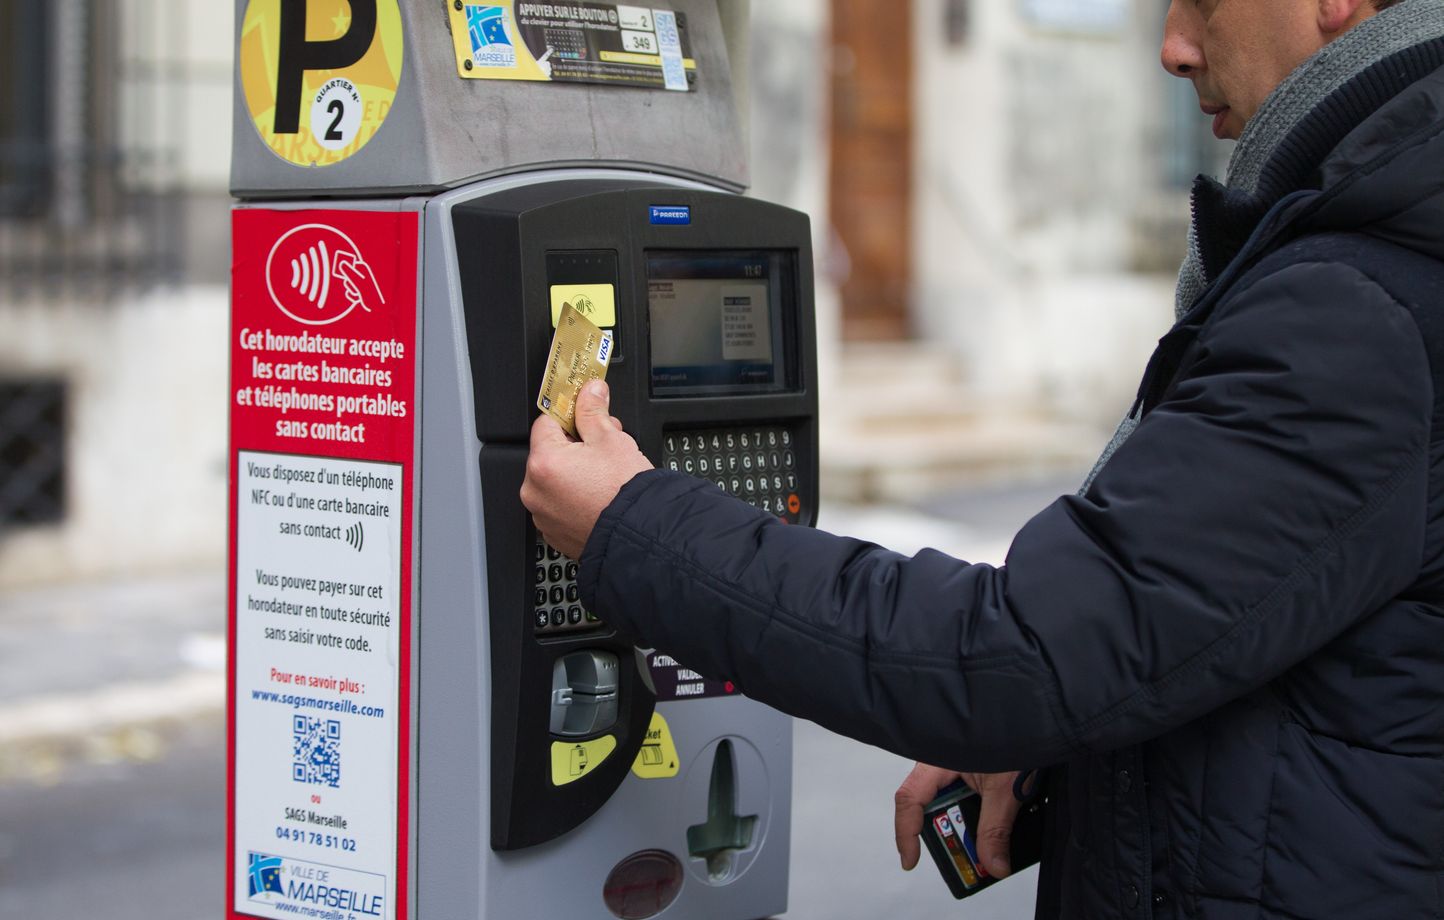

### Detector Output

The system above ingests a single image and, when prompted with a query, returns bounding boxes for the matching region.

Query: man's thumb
[976,792,1019,879]
[574,380,612,441]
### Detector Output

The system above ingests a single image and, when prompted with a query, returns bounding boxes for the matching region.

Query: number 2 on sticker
[326,100,345,141]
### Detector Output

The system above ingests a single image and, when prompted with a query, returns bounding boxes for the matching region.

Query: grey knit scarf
[1080,0,1444,493]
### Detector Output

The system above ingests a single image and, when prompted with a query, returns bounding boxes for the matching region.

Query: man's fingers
[975,786,1022,879]
[895,764,955,871]
[894,788,924,871]
[530,413,571,451]
[574,380,615,442]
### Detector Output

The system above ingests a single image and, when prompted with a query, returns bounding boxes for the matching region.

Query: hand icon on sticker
[333,251,384,314]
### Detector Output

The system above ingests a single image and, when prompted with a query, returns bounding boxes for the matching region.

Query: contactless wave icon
[265,223,386,326]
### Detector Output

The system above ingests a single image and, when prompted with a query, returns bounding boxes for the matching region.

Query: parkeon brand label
[228,208,419,920]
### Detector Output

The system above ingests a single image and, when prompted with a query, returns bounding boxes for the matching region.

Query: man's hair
[1374,0,1404,8]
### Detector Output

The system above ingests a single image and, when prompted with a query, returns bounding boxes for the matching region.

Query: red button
[786,493,801,514]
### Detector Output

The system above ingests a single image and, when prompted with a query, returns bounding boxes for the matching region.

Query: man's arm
[526,260,1430,771]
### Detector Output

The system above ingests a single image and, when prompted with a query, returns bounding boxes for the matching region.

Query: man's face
[1162,0,1327,140]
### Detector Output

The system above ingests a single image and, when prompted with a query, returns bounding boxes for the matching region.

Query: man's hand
[895,763,1022,879]
[520,380,654,560]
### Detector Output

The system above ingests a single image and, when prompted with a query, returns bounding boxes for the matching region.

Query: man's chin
[1212,108,1237,140]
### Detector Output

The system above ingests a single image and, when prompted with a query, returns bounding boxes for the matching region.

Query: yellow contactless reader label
[549,284,616,329]
[551,735,616,786]
[631,711,680,779]
[239,0,404,167]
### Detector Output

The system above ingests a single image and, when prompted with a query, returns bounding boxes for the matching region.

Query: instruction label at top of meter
[448,2,696,90]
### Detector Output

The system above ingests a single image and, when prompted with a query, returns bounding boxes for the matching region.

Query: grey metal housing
[230,0,750,199]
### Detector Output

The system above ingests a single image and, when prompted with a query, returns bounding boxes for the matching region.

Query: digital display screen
[647,251,794,396]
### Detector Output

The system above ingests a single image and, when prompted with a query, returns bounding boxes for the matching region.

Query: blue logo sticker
[248,853,285,897]
[466,5,516,68]
[649,206,691,225]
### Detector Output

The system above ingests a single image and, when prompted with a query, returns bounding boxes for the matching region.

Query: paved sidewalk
[0,570,226,782]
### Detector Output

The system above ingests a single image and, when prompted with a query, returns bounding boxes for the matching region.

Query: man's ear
[1318,0,1374,35]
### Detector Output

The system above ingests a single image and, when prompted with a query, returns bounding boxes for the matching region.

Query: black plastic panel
[453,181,818,851]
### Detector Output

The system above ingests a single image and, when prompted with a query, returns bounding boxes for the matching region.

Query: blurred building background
[0,0,232,586]
[0,2,1231,917]
[0,0,1229,588]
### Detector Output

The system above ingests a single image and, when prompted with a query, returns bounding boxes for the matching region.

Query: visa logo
[649,206,691,225]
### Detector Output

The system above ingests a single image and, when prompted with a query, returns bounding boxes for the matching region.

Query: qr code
[292,716,341,788]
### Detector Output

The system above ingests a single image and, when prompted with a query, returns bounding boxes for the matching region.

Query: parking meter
[226,3,813,919]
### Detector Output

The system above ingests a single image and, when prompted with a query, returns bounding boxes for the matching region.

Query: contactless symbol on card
[537,302,613,437]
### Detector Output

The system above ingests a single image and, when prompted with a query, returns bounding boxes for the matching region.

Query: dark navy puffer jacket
[579,50,1444,920]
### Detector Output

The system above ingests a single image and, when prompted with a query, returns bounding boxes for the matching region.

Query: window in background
[0,380,67,528]
[0,2,52,218]
[0,0,196,298]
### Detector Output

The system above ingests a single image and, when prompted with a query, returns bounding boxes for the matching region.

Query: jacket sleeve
[577,261,1431,771]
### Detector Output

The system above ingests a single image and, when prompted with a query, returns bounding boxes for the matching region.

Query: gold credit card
[537,302,614,437]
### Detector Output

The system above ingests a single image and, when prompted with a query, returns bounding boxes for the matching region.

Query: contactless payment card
[537,302,613,437]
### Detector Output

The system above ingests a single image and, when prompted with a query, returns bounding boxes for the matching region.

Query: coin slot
[685,739,758,882]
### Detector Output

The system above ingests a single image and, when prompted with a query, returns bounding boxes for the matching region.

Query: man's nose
[1160,2,1204,78]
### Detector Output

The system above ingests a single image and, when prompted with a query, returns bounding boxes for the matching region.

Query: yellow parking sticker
[239,0,404,167]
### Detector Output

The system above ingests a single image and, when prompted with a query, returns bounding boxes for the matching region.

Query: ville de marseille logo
[248,852,285,898]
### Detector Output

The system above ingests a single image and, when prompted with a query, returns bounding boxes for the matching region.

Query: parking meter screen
[647,251,795,396]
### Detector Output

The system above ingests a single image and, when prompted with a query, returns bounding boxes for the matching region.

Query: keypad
[663,424,805,523]
[533,540,600,635]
